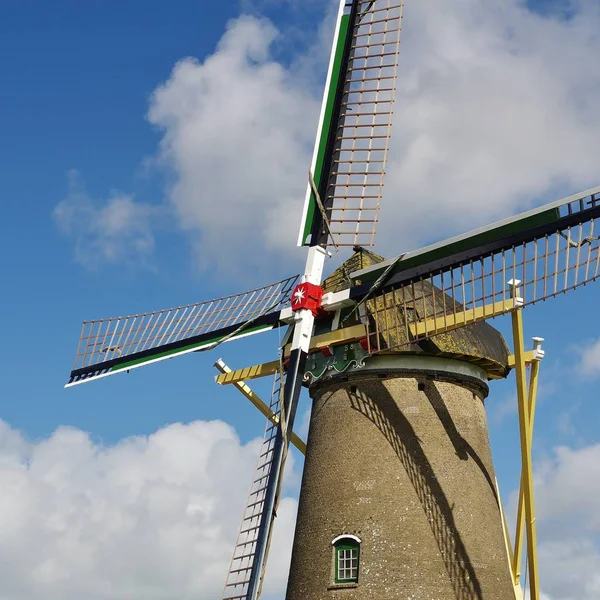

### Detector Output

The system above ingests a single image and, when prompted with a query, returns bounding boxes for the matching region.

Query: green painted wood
[355,207,560,284]
[300,12,352,245]
[110,323,273,373]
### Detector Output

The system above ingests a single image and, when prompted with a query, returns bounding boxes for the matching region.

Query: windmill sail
[350,186,600,351]
[222,369,287,600]
[298,0,405,249]
[67,275,299,386]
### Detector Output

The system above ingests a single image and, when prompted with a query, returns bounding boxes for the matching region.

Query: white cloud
[509,442,600,600]
[377,0,600,255]
[54,171,160,270]
[54,2,600,275]
[0,419,298,599]
[536,444,600,532]
[143,1,600,272]
[538,539,600,600]
[147,15,320,276]
[7,412,600,600]
[576,337,600,379]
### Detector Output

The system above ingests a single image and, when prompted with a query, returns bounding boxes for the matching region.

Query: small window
[332,535,360,584]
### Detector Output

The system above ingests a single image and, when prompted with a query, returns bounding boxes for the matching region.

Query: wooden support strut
[496,475,525,600]
[508,349,540,369]
[509,279,540,600]
[512,336,544,590]
[214,359,307,455]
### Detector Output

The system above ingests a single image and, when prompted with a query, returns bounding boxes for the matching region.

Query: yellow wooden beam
[409,299,516,338]
[508,350,535,369]
[284,323,366,355]
[509,281,540,600]
[214,359,307,455]
[215,360,280,385]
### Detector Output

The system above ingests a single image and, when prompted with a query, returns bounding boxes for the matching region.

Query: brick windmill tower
[64,1,600,599]
[287,248,516,599]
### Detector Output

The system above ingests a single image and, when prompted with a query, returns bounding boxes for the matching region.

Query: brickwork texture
[286,369,515,600]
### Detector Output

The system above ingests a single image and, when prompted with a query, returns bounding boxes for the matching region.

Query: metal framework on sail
[298,0,404,248]
[67,275,299,386]
[222,369,286,600]
[355,187,600,351]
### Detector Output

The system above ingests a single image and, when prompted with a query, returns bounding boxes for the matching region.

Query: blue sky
[1,1,599,598]
[1,0,277,437]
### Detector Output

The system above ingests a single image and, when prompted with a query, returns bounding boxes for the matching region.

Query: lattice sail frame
[359,188,600,352]
[222,370,286,600]
[67,275,299,386]
[298,0,404,248]
[330,0,404,246]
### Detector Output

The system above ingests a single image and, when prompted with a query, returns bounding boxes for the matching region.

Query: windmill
[64,1,600,599]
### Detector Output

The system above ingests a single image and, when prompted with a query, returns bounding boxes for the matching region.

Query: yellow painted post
[508,280,540,600]
[214,359,307,455]
[513,337,543,586]
[495,477,524,600]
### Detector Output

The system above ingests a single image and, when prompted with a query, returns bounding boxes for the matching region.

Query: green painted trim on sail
[356,207,561,284]
[301,13,352,245]
[110,324,273,372]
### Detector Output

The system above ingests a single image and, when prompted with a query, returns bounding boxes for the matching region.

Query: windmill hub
[291,282,325,317]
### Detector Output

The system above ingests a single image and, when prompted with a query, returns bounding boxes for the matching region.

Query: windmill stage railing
[70,275,299,380]
[327,0,404,247]
[364,191,600,352]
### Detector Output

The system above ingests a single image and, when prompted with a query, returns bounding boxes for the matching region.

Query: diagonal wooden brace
[214,359,307,455]
[512,335,544,589]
